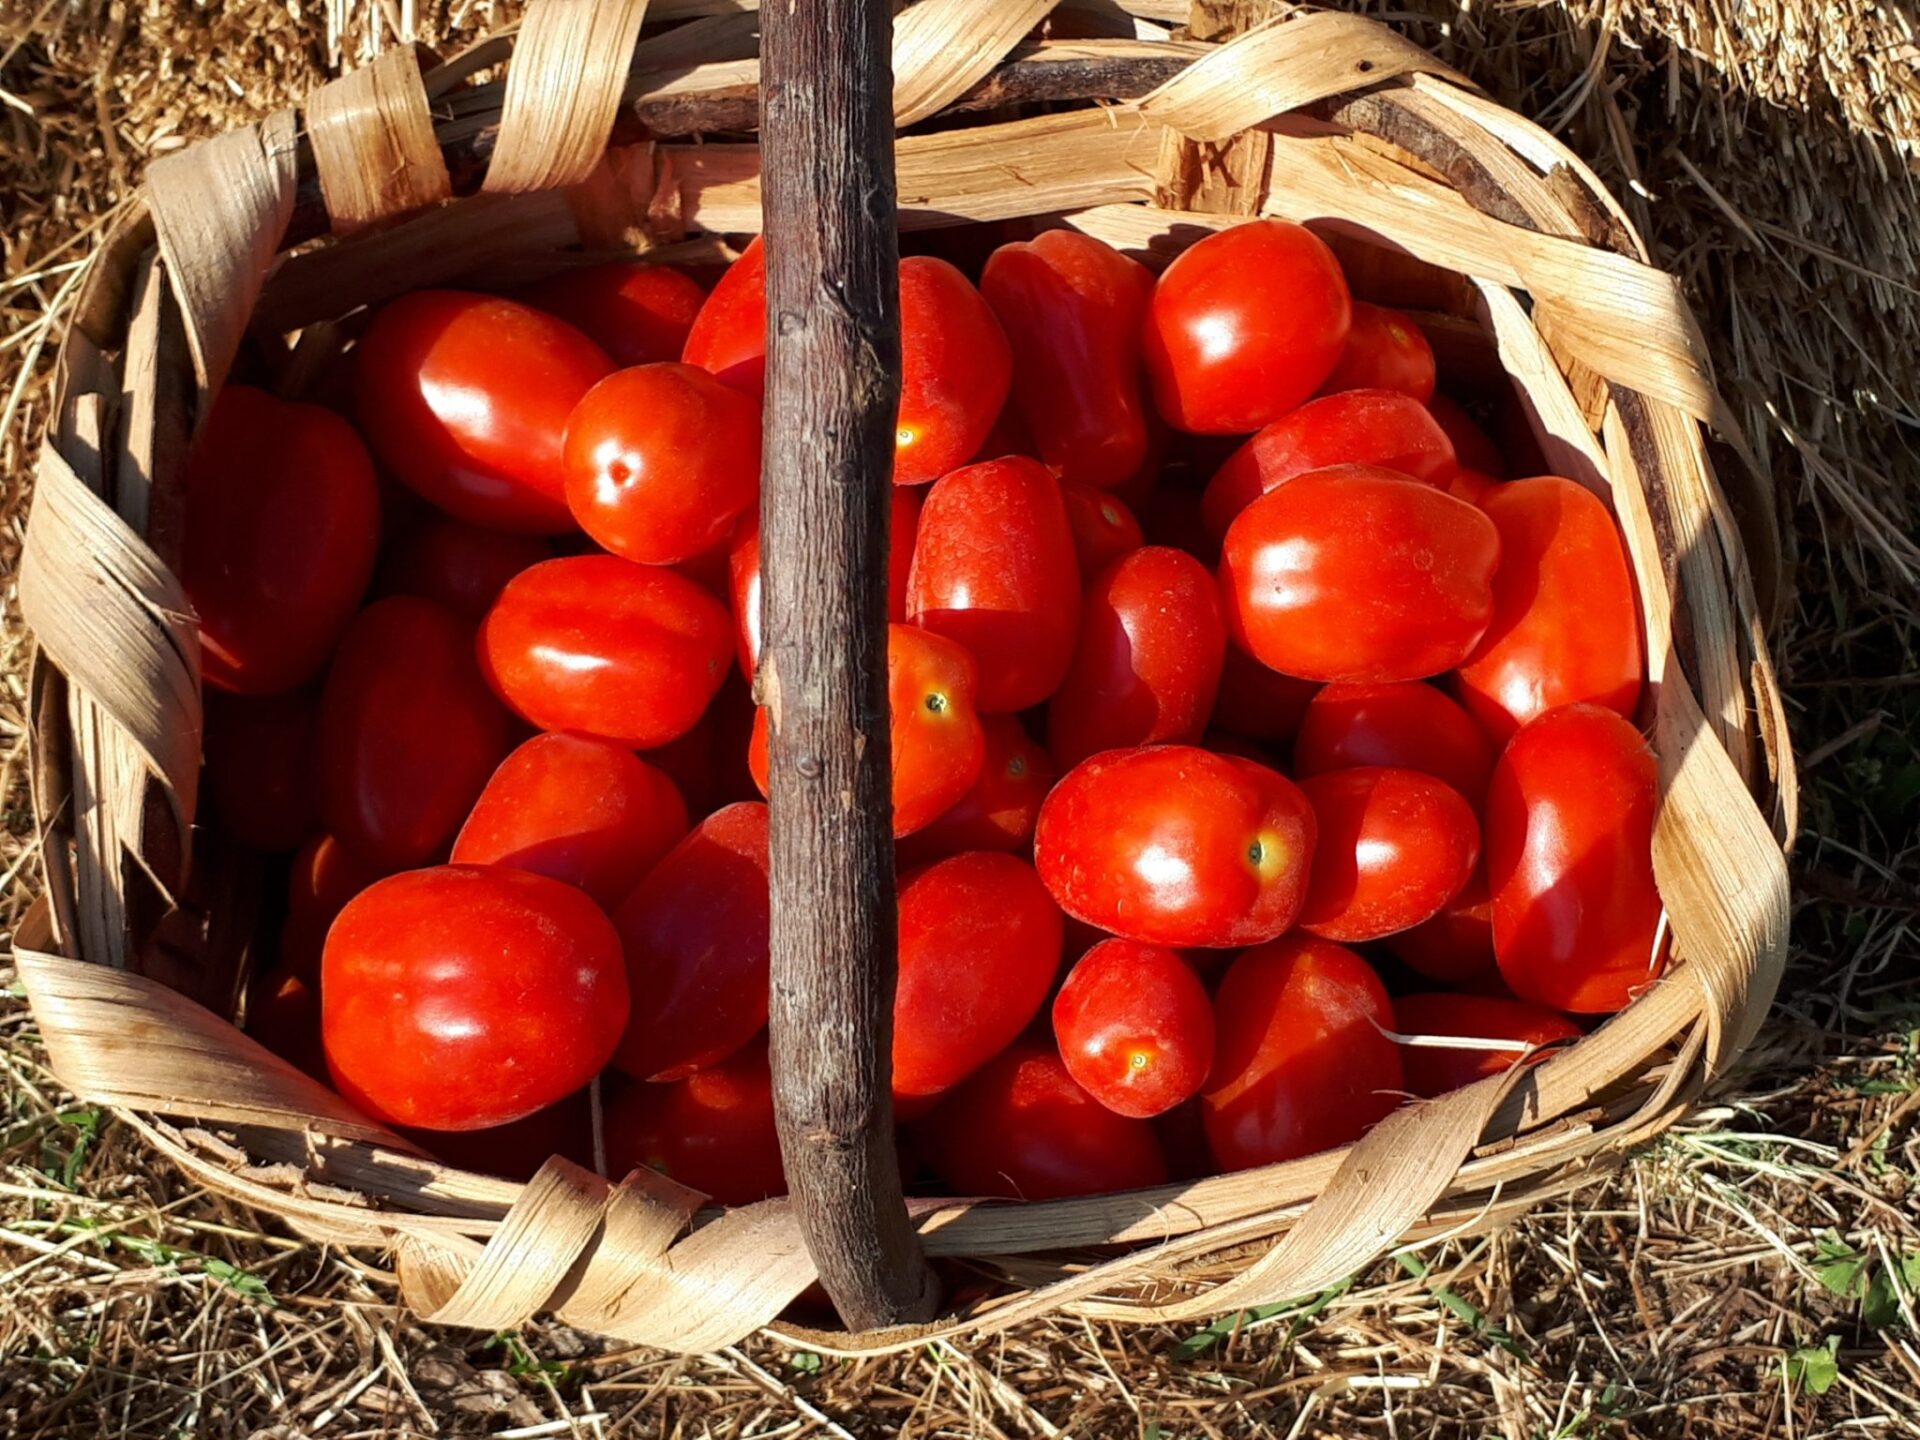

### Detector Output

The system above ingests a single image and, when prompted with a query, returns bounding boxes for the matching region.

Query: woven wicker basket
[15,0,1795,1353]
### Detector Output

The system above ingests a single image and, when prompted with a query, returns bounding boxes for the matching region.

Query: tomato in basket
[605,1044,786,1205]
[1052,938,1214,1119]
[1296,767,1480,943]
[519,260,707,368]
[1318,301,1437,403]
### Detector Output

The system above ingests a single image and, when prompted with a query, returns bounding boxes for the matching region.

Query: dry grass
[3,0,1918,1434]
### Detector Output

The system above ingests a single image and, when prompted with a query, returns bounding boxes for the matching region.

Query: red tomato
[378,515,553,620]
[1426,393,1507,478]
[1298,768,1479,942]
[280,834,387,983]
[1059,481,1145,578]
[1318,301,1436,403]
[894,256,1013,485]
[204,690,318,852]
[1202,936,1402,1170]
[1142,219,1351,434]
[611,802,771,1081]
[1209,643,1318,744]
[894,853,1063,1105]
[1034,744,1316,947]
[1486,704,1663,1013]
[643,667,759,816]
[1220,464,1500,683]
[452,734,688,907]
[323,865,628,1130]
[604,1045,786,1206]
[413,1089,595,1183]
[183,386,380,694]
[1393,992,1582,1098]
[519,261,707,367]
[1048,547,1226,770]
[319,597,513,871]
[1445,467,1500,506]
[1455,477,1644,743]
[1052,939,1214,1118]
[907,456,1080,712]
[895,715,1054,865]
[914,1041,1168,1199]
[1384,870,1497,984]
[979,229,1153,489]
[1294,681,1495,803]
[354,290,613,532]
[479,555,731,747]
[245,967,326,1080]
[681,236,767,397]
[561,363,760,565]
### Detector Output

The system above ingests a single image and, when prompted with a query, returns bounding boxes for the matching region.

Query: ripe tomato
[1384,870,1497,984]
[354,290,613,532]
[1199,389,1456,541]
[1052,938,1214,1118]
[1220,464,1500,683]
[1445,467,1500,506]
[914,1041,1168,1199]
[1394,992,1582,1098]
[1486,704,1663,1013]
[245,967,326,1080]
[1142,219,1351,434]
[319,597,513,871]
[1298,768,1478,942]
[1209,643,1318,744]
[1047,547,1226,770]
[979,229,1153,488]
[414,1089,594,1182]
[519,261,706,367]
[1034,744,1316,947]
[894,256,1013,485]
[681,236,767,397]
[204,690,318,852]
[1319,301,1436,403]
[479,555,731,747]
[1059,480,1145,579]
[612,801,771,1081]
[604,1045,786,1206]
[907,456,1080,712]
[1455,477,1644,742]
[323,865,628,1130]
[895,715,1054,865]
[280,833,387,983]
[1426,393,1507,478]
[183,386,380,695]
[452,733,688,907]
[561,363,760,565]
[644,668,758,817]
[894,852,1063,1106]
[1203,936,1402,1170]
[1294,681,1495,803]
[378,514,553,620]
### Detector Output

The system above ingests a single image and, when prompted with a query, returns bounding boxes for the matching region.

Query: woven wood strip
[483,0,652,194]
[307,43,452,233]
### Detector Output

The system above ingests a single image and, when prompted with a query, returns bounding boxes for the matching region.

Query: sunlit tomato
[1202,936,1402,1170]
[519,261,707,367]
[183,386,380,694]
[907,456,1079,711]
[1384,870,1497,984]
[378,514,553,620]
[1059,481,1145,578]
[1393,992,1582,1098]
[894,853,1063,1106]
[979,229,1153,488]
[1199,389,1456,541]
[1294,681,1495,803]
[323,865,628,1131]
[452,734,688,907]
[319,597,513,871]
[561,363,760,565]
[1048,547,1226,770]
[895,715,1054,865]
[1426,393,1507,478]
[1445,468,1499,506]
[204,690,318,852]
[280,834,388,983]
[245,967,325,1080]
[1142,219,1351,434]
[1455,477,1644,743]
[479,555,731,747]
[1209,643,1318,744]
[1487,704,1663,1013]
[1034,745,1315,947]
[612,802,770,1081]
[895,256,1013,485]
[1220,464,1500,683]
[1298,768,1478,942]
[1052,939,1214,1118]
[604,1045,786,1205]
[682,236,767,397]
[413,1089,595,1182]
[914,1041,1168,1199]
[354,290,613,531]
[1318,302,1436,403]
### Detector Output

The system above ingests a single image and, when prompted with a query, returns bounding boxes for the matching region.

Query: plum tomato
[1209,642,1318,744]
[322,865,628,1131]
[894,852,1063,1105]
[1034,744,1316,947]
[1294,681,1495,803]
[204,689,318,852]
[452,733,688,907]
[561,362,760,565]
[907,455,1080,712]
[895,714,1054,865]
[280,833,388,984]
[1318,301,1436,403]
[1202,936,1402,1170]
[354,290,613,532]
[604,1044,786,1205]
[377,514,553,620]
[518,261,706,367]
[1298,767,1479,943]
[479,555,731,748]
[1219,464,1500,683]
[1047,546,1226,770]
[414,1088,595,1182]
[1059,480,1145,579]
[914,1040,1168,1199]
[979,229,1153,489]
[1426,393,1507,478]
[1142,219,1351,434]
[1199,388,1456,541]
[319,597,513,871]
[1455,477,1644,742]
[1486,704,1663,1013]
[681,236,767,395]
[612,801,771,1082]
[183,386,381,694]
[1393,991,1582,1098]
[1445,467,1500,506]
[644,667,758,816]
[895,256,1013,484]
[1384,870,1497,984]
[1052,938,1214,1118]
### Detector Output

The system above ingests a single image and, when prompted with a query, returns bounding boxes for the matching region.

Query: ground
[2,0,1917,1435]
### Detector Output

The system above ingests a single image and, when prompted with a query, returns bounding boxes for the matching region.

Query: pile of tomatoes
[207,216,1657,1205]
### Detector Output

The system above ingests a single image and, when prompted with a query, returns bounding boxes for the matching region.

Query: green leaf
[204,1258,276,1305]
[1862,1253,1920,1330]
[1786,1338,1840,1395]
[1174,1302,1295,1360]
[1812,1237,1871,1299]
[788,1351,822,1375]
[1394,1252,1530,1359]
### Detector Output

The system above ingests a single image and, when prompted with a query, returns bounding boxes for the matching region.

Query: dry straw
[13,0,1794,1354]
